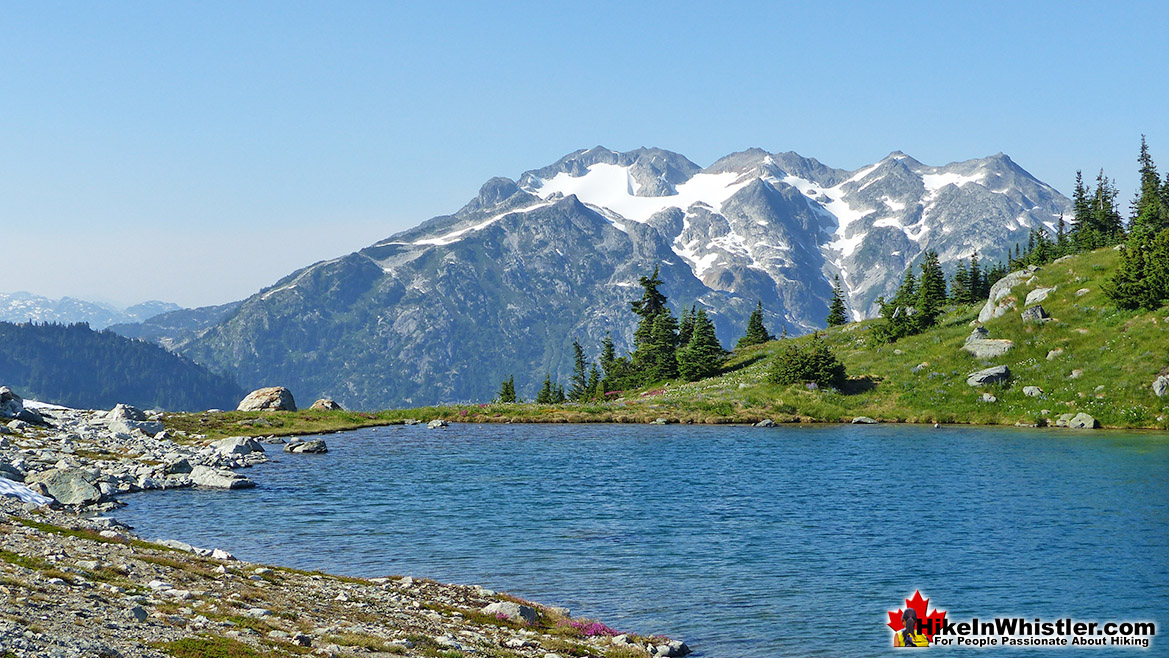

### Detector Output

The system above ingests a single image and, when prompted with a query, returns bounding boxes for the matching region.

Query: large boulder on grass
[480,601,539,624]
[966,365,1011,387]
[310,398,343,411]
[237,387,297,412]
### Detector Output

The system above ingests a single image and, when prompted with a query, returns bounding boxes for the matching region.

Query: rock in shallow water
[284,439,327,454]
[189,465,255,489]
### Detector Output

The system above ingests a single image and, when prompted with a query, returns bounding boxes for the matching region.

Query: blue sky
[2,1,1166,307]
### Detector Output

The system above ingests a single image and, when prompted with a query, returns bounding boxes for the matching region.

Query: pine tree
[737,300,773,348]
[1131,135,1166,235]
[535,373,557,404]
[1106,228,1169,310]
[677,310,726,381]
[825,276,848,326]
[951,259,971,304]
[1072,170,1094,249]
[1089,169,1124,242]
[915,251,946,330]
[496,375,516,403]
[767,332,846,388]
[631,266,668,349]
[568,339,588,401]
[599,333,616,379]
[586,364,602,401]
[646,312,680,381]
[969,252,985,300]
[677,305,696,347]
[1056,215,1068,256]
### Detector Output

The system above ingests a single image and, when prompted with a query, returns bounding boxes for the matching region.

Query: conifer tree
[535,373,556,404]
[586,364,602,401]
[568,339,589,401]
[915,250,947,330]
[645,312,680,381]
[496,375,516,403]
[1089,169,1123,242]
[677,305,696,347]
[677,309,726,381]
[599,333,616,379]
[951,259,971,304]
[737,300,773,348]
[631,266,668,349]
[825,277,848,326]
[1131,135,1166,235]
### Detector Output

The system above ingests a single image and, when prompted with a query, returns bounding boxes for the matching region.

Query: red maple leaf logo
[888,590,947,641]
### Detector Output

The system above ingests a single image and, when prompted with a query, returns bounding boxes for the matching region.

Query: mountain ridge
[122,146,1071,409]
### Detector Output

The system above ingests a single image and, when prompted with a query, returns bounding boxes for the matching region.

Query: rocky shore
[0,393,688,658]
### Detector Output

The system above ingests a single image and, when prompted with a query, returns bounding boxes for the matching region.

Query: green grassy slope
[642,246,1169,429]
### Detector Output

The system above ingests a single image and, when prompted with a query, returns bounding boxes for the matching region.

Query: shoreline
[0,405,688,658]
[160,407,1169,443]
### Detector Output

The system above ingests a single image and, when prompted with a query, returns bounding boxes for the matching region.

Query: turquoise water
[113,424,1169,657]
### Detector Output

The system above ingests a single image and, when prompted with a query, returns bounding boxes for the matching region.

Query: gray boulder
[309,398,343,411]
[977,268,1034,322]
[1153,375,1168,398]
[427,419,449,429]
[966,365,1011,387]
[851,416,878,424]
[963,336,1013,359]
[1021,305,1050,324]
[0,386,23,418]
[1023,386,1044,397]
[1025,286,1056,306]
[0,462,25,482]
[211,436,266,456]
[189,465,255,489]
[1068,413,1099,429]
[754,419,775,427]
[981,393,998,403]
[109,419,164,437]
[32,469,102,506]
[237,387,297,412]
[480,601,539,624]
[107,403,147,422]
[1046,348,1065,360]
[284,439,328,454]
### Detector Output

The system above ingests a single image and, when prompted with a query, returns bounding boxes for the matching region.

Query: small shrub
[767,333,847,388]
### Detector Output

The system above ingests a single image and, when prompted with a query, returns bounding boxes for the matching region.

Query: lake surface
[113,423,1169,657]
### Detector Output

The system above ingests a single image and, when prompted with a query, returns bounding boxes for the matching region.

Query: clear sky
[2,1,1166,308]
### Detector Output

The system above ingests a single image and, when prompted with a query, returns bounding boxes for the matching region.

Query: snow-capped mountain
[161,146,1070,409]
[0,292,182,330]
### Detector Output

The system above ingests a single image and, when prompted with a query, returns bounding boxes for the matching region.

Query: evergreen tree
[631,266,668,348]
[737,300,773,348]
[599,333,616,379]
[1089,169,1124,242]
[951,258,971,304]
[915,250,946,330]
[767,332,846,389]
[568,339,589,401]
[535,373,557,404]
[1131,135,1166,235]
[586,364,602,401]
[825,276,848,326]
[496,375,516,403]
[677,310,726,381]
[645,312,680,381]
[677,305,696,347]
[1106,228,1169,310]
[1056,215,1069,256]
[969,252,985,300]
[1072,170,1094,249]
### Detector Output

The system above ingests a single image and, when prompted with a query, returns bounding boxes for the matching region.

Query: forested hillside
[0,322,244,411]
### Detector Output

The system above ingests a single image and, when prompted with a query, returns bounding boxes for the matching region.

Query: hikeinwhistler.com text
[921,617,1156,648]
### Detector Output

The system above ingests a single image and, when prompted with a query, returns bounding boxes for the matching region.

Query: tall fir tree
[1072,170,1094,249]
[568,339,589,401]
[496,375,516,403]
[825,276,848,326]
[969,252,985,300]
[915,251,947,330]
[1089,169,1124,242]
[951,259,971,304]
[646,312,680,381]
[737,300,773,348]
[631,266,668,348]
[1130,135,1166,235]
[586,364,602,401]
[677,309,726,381]
[677,305,696,347]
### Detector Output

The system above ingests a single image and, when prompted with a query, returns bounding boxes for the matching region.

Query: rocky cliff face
[169,146,1070,409]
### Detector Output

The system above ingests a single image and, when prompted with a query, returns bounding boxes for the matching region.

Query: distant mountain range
[0,292,181,330]
[110,146,1072,409]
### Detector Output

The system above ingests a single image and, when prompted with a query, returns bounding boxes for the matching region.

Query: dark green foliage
[1105,228,1169,310]
[630,265,668,348]
[950,259,971,304]
[568,339,588,401]
[0,322,243,411]
[825,278,848,327]
[646,312,680,381]
[736,300,774,348]
[767,332,846,389]
[586,364,602,400]
[677,309,726,381]
[873,251,947,343]
[1130,135,1168,235]
[496,375,517,403]
[677,305,696,347]
[535,373,566,404]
